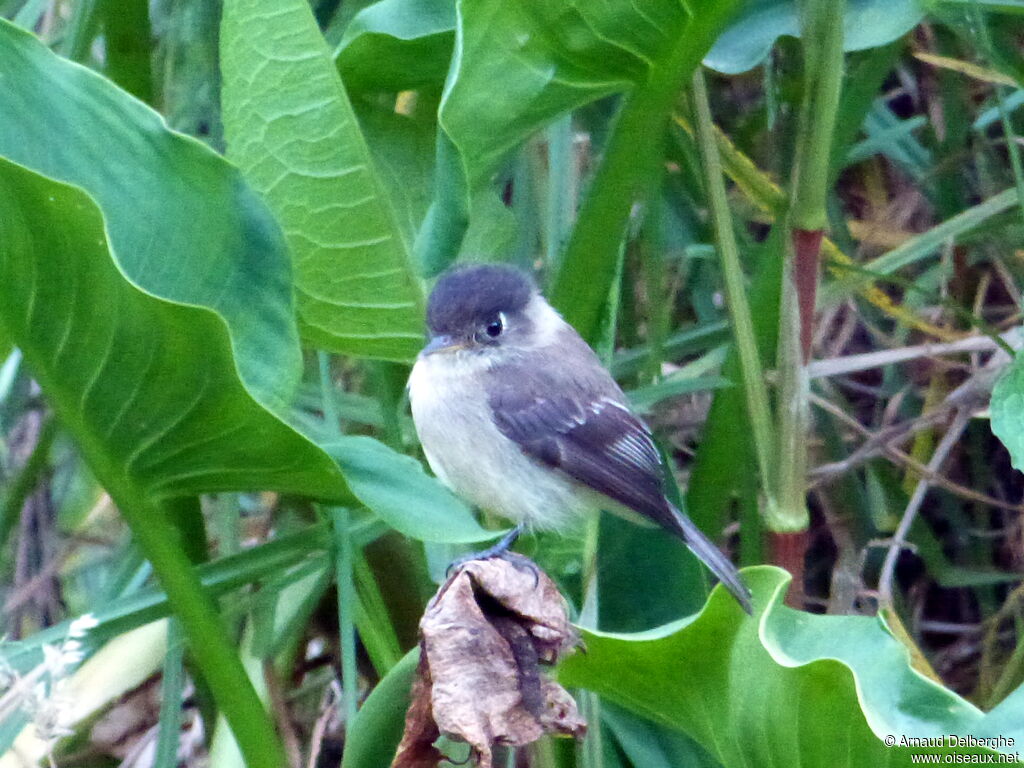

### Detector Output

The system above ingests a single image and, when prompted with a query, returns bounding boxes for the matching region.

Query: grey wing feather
[488,383,674,528]
[488,366,753,614]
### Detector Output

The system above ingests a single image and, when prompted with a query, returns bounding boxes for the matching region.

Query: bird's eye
[477,313,505,343]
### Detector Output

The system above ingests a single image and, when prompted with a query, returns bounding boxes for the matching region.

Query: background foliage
[2,0,1024,766]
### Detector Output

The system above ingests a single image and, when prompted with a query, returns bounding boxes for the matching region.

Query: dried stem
[877,410,972,608]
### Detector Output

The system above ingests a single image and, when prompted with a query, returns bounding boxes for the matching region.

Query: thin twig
[2,548,71,615]
[878,410,972,608]
[811,348,1011,481]
[266,661,303,768]
[807,329,1016,380]
[306,681,339,768]
[809,394,1022,512]
[810,405,952,481]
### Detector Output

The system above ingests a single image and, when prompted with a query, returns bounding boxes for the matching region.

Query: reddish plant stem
[769,530,809,609]
[792,228,823,363]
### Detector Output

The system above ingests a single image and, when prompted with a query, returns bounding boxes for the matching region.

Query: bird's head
[422,264,559,359]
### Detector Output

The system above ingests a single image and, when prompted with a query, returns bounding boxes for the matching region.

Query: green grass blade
[823,187,1020,304]
[333,506,360,725]
[154,621,186,768]
[99,0,154,103]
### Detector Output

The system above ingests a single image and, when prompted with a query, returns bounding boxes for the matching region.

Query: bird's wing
[488,381,676,528]
[488,368,753,614]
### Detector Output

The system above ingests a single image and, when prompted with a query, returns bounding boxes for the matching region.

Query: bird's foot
[446,525,539,586]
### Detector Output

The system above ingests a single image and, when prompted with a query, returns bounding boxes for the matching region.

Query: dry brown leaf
[392,657,444,768]
[392,556,586,768]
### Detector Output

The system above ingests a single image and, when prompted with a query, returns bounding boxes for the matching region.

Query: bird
[408,263,752,613]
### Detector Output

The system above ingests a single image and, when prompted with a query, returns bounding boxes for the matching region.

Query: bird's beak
[422,334,465,356]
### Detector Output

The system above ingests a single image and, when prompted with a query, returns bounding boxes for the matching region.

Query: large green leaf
[336,0,741,331]
[560,567,1024,767]
[336,0,455,93]
[704,0,925,75]
[0,153,314,768]
[2,178,332,495]
[0,20,298,415]
[439,0,682,190]
[438,0,737,181]
[0,20,348,500]
[0,18,495,532]
[990,352,1024,472]
[221,0,425,362]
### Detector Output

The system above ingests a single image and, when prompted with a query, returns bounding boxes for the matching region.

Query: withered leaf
[392,557,586,768]
[391,655,443,768]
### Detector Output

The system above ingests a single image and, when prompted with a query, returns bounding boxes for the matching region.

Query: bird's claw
[445,525,539,588]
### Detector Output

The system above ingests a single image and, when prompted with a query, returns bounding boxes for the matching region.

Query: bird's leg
[447,524,538,584]
[480,524,525,557]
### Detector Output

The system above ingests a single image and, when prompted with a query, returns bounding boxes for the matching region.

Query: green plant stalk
[372,362,411,450]
[789,0,846,231]
[641,200,670,384]
[577,251,625,767]
[578,691,604,768]
[768,0,845,536]
[334,505,360,726]
[99,0,154,104]
[0,413,56,552]
[772,257,812,534]
[690,70,778,510]
[416,131,470,277]
[788,0,844,355]
[164,494,209,564]
[120,494,288,768]
[545,114,575,276]
[161,495,215,730]
[156,0,224,146]
[353,551,403,675]
[550,5,735,343]
[60,0,101,62]
[154,620,185,768]
[213,493,241,558]
[511,142,543,267]
[319,352,360,722]
[529,737,558,768]
[550,76,662,342]
[319,351,341,436]
[207,620,274,765]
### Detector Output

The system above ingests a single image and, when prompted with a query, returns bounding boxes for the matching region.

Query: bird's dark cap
[427,264,536,335]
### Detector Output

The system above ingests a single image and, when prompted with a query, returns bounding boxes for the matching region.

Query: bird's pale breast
[408,350,587,530]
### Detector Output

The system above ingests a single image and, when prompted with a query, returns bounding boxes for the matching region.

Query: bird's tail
[669,505,753,614]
